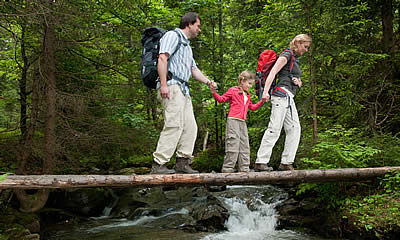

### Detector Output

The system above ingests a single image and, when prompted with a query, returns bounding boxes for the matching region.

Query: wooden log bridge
[1,167,399,189]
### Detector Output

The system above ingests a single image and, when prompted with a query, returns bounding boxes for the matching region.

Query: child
[210,70,265,173]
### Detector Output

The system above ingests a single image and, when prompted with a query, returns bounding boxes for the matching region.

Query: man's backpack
[140,27,182,89]
[255,49,294,99]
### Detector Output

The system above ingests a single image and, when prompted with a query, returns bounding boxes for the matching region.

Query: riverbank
[276,180,400,240]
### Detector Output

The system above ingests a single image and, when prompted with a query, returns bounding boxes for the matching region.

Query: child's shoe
[221,168,236,173]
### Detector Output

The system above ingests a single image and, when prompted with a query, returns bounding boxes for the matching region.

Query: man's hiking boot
[254,163,273,172]
[278,164,294,171]
[151,163,175,174]
[175,157,199,174]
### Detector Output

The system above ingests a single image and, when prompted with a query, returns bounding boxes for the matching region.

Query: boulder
[112,186,228,232]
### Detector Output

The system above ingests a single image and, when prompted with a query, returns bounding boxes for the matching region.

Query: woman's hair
[290,34,312,51]
[179,12,200,29]
[238,70,256,85]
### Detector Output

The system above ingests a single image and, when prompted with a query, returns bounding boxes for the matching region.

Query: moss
[0,205,40,239]
[0,234,8,240]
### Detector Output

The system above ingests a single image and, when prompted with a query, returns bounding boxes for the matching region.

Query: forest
[1,0,400,238]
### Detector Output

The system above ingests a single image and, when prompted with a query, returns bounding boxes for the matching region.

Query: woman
[255,34,312,171]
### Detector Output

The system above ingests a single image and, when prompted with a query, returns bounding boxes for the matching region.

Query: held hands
[262,91,270,102]
[292,77,302,88]
[208,80,217,93]
[160,80,217,99]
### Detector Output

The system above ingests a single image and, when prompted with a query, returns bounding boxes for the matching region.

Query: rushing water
[45,185,328,240]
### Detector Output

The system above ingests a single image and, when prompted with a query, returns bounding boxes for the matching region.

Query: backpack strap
[170,29,184,58]
[166,30,189,88]
[278,48,295,77]
[270,49,296,97]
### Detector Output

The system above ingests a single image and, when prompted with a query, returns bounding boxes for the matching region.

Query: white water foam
[202,196,279,240]
[86,208,189,233]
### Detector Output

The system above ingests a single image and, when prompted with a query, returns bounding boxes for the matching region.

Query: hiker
[255,34,312,171]
[210,70,265,173]
[151,12,217,174]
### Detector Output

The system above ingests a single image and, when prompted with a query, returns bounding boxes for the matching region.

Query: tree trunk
[218,3,225,151]
[2,167,400,189]
[211,17,220,150]
[203,130,209,150]
[306,3,318,147]
[381,0,394,54]
[43,16,57,174]
[19,25,29,138]
[14,189,50,213]
[15,3,57,213]
[16,64,40,175]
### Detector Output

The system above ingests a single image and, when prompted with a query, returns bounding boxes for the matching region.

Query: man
[151,12,217,174]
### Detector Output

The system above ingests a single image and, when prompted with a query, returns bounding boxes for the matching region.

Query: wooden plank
[1,167,399,189]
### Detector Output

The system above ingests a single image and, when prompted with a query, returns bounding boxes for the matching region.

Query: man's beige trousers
[153,85,197,165]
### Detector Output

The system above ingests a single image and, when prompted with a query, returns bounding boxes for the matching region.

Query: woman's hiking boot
[175,157,199,174]
[278,164,294,171]
[254,163,273,172]
[150,162,175,174]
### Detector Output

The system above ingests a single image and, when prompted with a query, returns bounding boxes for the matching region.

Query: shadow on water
[47,219,208,240]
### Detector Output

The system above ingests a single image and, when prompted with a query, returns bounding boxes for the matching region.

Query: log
[1,167,399,189]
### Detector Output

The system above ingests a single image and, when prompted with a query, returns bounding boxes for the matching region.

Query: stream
[44,185,331,240]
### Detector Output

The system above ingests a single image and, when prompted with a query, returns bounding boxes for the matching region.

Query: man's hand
[160,85,170,99]
[208,81,217,93]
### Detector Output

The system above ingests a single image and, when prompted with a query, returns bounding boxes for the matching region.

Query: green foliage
[368,133,400,167]
[341,171,400,237]
[192,149,224,173]
[301,125,381,169]
[107,102,159,138]
[297,182,348,209]
[380,170,400,193]
[0,129,19,139]
[296,183,318,196]
[120,155,153,168]
[0,173,10,183]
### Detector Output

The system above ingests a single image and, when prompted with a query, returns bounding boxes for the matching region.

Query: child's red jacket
[212,86,263,120]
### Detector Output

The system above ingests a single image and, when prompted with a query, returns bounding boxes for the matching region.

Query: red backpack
[255,49,294,99]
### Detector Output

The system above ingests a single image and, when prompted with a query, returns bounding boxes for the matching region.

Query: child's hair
[238,70,256,85]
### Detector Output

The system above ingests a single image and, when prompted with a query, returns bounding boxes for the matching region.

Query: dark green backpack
[140,27,182,89]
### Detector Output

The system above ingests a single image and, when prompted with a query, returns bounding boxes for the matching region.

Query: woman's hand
[292,77,302,88]
[262,91,270,102]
